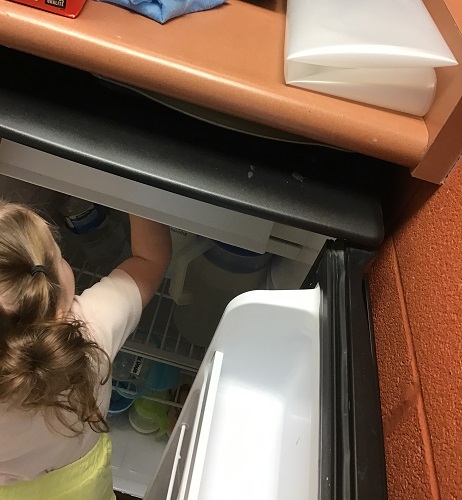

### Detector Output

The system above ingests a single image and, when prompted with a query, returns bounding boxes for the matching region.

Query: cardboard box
[9,0,87,18]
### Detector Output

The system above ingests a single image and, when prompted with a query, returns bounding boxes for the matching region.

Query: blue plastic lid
[205,241,272,273]
[213,241,262,257]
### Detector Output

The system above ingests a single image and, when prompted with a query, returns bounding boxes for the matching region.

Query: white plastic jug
[172,241,272,347]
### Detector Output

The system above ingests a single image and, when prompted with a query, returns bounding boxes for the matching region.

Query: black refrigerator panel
[0,45,387,500]
[0,45,394,248]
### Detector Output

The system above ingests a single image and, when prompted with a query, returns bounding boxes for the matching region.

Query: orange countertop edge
[0,0,430,167]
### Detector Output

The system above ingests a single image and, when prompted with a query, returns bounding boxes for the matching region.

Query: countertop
[0,0,432,168]
[1,0,462,181]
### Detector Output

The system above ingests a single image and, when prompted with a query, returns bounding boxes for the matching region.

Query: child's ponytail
[0,201,110,435]
[0,319,110,434]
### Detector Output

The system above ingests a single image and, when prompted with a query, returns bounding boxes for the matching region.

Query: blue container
[113,352,181,400]
[109,383,134,414]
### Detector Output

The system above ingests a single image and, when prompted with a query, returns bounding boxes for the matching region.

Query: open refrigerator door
[146,288,321,500]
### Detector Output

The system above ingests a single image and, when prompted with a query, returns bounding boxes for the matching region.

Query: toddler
[0,200,171,499]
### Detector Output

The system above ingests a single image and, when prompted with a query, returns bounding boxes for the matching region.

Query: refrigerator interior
[0,175,325,498]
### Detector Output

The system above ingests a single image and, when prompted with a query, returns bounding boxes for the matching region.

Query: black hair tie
[30,265,47,277]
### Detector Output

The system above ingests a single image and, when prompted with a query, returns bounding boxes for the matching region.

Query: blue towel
[98,0,226,23]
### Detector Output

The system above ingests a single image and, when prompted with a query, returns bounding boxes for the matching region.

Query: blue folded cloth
[98,0,226,23]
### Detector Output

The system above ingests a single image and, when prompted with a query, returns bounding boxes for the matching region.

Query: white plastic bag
[284,0,457,115]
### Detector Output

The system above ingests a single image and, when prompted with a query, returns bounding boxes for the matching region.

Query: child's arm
[117,215,172,307]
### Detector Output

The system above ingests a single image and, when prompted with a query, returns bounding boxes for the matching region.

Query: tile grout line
[390,237,441,500]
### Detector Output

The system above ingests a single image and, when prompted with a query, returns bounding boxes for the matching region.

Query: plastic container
[128,392,171,435]
[113,352,180,398]
[173,241,272,346]
[60,196,126,267]
[148,362,181,393]
[108,385,134,415]
[284,0,458,115]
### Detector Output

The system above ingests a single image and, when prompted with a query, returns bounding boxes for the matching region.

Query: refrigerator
[0,46,387,500]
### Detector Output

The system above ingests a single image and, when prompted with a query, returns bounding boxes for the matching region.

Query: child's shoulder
[72,269,143,360]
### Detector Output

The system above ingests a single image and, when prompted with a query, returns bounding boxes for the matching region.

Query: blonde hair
[0,201,110,435]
